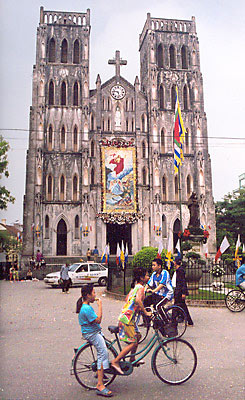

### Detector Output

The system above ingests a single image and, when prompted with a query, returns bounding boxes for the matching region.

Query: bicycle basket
[163,322,178,338]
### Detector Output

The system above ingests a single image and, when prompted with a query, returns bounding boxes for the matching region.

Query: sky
[0,0,244,224]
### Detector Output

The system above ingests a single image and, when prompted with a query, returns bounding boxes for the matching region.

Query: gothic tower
[139,14,216,251]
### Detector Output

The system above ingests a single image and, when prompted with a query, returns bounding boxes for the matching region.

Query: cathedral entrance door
[106,223,132,255]
[173,218,180,250]
[57,219,67,255]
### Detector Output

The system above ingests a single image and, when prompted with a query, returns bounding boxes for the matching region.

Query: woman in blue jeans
[78,284,113,397]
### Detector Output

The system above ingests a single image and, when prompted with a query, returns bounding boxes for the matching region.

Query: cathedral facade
[22,7,216,259]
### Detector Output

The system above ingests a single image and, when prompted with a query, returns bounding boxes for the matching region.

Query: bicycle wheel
[137,312,150,344]
[225,289,245,312]
[165,305,187,338]
[152,338,197,385]
[73,341,118,390]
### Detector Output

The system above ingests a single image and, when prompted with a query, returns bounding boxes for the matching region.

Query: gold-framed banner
[101,145,137,214]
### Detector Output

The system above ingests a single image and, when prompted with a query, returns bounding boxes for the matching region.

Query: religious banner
[101,142,137,215]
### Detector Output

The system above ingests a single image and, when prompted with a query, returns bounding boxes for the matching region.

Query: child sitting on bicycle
[78,284,113,397]
[111,267,152,375]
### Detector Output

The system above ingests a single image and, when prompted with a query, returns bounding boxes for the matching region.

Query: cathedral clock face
[110,85,126,100]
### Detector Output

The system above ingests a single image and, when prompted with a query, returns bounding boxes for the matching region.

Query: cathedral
[22,7,216,261]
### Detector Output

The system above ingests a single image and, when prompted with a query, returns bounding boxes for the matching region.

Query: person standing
[36,250,43,269]
[86,248,91,261]
[60,263,70,293]
[173,257,193,326]
[93,246,99,262]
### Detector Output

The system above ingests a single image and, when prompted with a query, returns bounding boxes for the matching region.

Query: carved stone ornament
[59,68,69,78]
[163,70,179,83]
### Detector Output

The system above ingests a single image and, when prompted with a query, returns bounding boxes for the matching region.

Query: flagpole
[178,168,183,234]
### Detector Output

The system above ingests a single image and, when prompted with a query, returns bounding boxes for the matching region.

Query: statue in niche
[187,192,200,228]
[115,106,121,128]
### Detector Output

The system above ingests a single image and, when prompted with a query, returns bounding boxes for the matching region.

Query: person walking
[173,257,193,326]
[60,263,70,293]
[93,246,99,262]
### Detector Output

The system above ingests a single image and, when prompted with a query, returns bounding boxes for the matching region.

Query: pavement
[0,280,244,400]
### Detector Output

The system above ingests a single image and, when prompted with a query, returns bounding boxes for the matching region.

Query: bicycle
[225,287,245,312]
[137,298,187,343]
[71,308,197,390]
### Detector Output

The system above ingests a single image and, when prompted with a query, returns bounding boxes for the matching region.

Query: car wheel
[98,277,107,286]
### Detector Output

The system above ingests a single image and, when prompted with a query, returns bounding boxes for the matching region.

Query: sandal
[96,387,113,397]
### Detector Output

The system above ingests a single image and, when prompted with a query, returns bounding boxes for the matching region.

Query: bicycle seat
[108,325,119,334]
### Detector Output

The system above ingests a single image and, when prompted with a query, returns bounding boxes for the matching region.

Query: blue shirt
[79,304,101,336]
[148,270,173,300]
[236,264,245,286]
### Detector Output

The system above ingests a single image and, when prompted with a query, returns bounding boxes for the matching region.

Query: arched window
[45,215,49,239]
[142,167,147,185]
[61,81,66,106]
[126,119,129,132]
[181,45,188,69]
[159,85,164,110]
[102,118,105,131]
[157,44,164,68]
[162,214,167,237]
[142,141,146,158]
[73,39,79,64]
[187,175,191,198]
[73,82,78,106]
[73,175,78,201]
[131,99,134,111]
[107,118,111,131]
[91,140,95,157]
[183,85,188,110]
[61,39,68,63]
[60,175,65,201]
[75,215,79,239]
[161,128,165,153]
[185,128,189,153]
[91,167,95,185]
[48,81,54,105]
[162,176,167,201]
[48,38,55,62]
[141,114,145,132]
[61,126,65,151]
[169,44,176,68]
[48,126,53,151]
[131,118,134,132]
[91,114,95,131]
[171,85,176,110]
[73,126,78,151]
[107,97,111,111]
[174,175,179,201]
[47,175,52,201]
[126,98,128,111]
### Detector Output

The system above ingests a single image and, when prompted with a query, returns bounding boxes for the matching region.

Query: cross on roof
[108,50,127,77]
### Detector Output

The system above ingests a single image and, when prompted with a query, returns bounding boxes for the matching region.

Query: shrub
[185,251,201,260]
[181,242,192,251]
[132,246,167,270]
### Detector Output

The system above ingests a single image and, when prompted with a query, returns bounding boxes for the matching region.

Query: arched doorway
[57,219,67,255]
[106,223,132,255]
[173,218,180,250]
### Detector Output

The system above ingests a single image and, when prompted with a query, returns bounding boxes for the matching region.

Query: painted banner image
[101,146,137,213]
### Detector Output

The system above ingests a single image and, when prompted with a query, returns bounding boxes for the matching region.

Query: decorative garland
[99,138,135,148]
[96,212,144,225]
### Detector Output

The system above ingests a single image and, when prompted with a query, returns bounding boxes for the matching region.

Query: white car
[44,262,108,287]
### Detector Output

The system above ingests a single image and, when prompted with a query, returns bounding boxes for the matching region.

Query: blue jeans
[83,332,109,370]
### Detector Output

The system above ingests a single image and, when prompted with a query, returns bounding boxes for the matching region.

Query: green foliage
[0,230,22,254]
[0,136,15,210]
[132,246,167,270]
[185,251,201,259]
[181,242,192,251]
[189,226,204,236]
[215,189,245,250]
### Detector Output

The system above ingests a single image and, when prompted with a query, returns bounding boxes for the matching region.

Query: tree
[0,136,15,210]
[215,189,245,255]
[132,246,167,270]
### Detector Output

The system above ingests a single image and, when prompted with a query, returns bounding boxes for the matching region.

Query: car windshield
[68,263,80,272]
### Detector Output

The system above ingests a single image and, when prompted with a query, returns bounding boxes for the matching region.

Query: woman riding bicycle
[236,256,245,290]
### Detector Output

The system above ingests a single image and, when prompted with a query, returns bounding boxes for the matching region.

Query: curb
[105,290,226,308]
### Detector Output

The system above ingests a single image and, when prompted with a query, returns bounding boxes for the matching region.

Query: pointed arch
[169,44,176,68]
[157,43,164,68]
[174,175,179,201]
[181,45,188,69]
[61,38,68,63]
[73,39,80,64]
[57,218,67,255]
[73,174,78,201]
[159,85,164,110]
[48,81,54,105]
[61,126,66,151]
[171,85,176,110]
[160,128,165,153]
[45,215,49,239]
[162,175,167,201]
[73,81,78,106]
[48,38,55,62]
[183,85,188,110]
[60,174,65,201]
[75,215,79,239]
[47,174,53,201]
[73,125,78,151]
[48,125,53,151]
